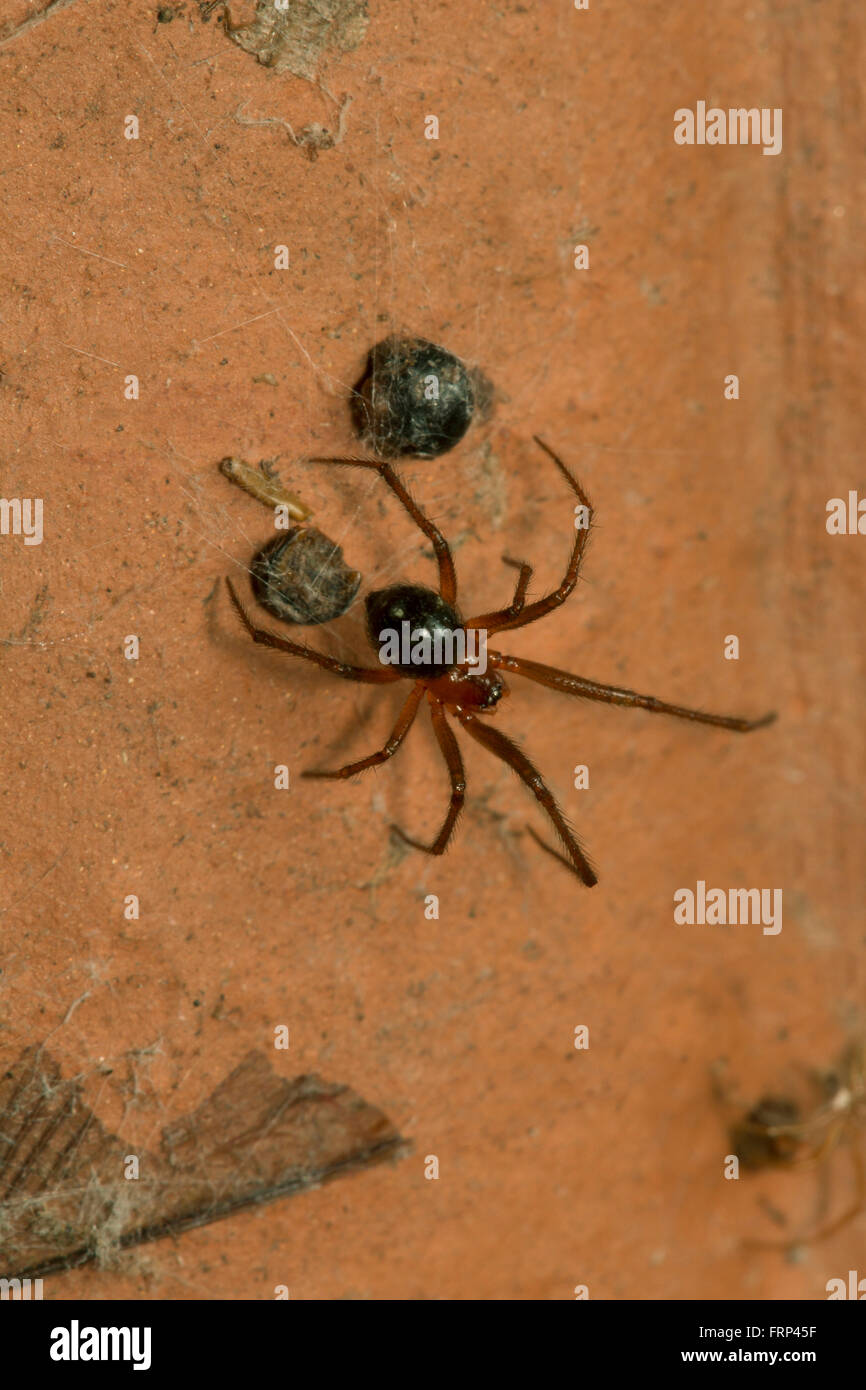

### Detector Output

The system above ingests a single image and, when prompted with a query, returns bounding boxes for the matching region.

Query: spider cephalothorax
[226,438,775,886]
[431,664,508,713]
[363,582,507,712]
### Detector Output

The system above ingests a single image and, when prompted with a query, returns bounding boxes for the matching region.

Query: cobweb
[0,1,471,1292]
[0,0,584,1288]
[0,1043,407,1281]
[120,2,590,656]
[0,0,589,686]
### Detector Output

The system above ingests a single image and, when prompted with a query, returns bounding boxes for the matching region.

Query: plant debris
[0,1045,408,1280]
[224,0,369,82]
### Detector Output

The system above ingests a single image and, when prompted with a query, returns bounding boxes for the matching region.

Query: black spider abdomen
[365,584,463,678]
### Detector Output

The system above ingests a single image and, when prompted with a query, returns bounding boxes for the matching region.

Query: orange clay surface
[0,0,863,1299]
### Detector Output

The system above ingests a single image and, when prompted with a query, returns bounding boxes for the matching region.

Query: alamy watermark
[0,497,43,545]
[0,1276,43,1299]
[674,880,782,935]
[674,103,782,157]
[378,622,488,675]
[50,1320,151,1371]
[827,1271,866,1300]
[826,491,866,534]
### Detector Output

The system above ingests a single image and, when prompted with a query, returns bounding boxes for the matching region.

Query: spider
[721,1042,866,1249]
[225,436,775,885]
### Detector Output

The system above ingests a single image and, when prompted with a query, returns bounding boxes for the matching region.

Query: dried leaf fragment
[0,1046,408,1280]
[224,0,369,81]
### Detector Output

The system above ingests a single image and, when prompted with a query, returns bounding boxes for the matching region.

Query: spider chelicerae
[226,437,775,885]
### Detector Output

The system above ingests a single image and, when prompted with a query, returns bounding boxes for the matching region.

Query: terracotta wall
[0,0,863,1299]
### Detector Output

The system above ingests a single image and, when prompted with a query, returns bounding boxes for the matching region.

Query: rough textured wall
[0,0,863,1299]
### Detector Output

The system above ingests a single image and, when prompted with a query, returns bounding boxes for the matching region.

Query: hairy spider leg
[458,710,597,887]
[306,456,457,604]
[302,683,425,779]
[225,577,398,683]
[491,653,776,732]
[464,435,594,636]
[465,556,533,631]
[390,696,466,855]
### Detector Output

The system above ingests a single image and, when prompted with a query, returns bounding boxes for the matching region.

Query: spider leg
[306,456,457,605]
[802,1139,866,1244]
[492,653,776,732]
[743,1119,863,1251]
[390,696,466,854]
[465,557,532,630]
[458,711,597,887]
[740,1104,845,1151]
[477,435,594,636]
[302,683,424,779]
[225,577,398,683]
